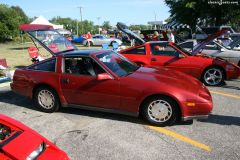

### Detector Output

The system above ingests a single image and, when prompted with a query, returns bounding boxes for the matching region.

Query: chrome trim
[182,115,209,121]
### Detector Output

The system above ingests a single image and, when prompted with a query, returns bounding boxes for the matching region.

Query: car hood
[117,22,145,45]
[192,29,228,55]
[2,131,43,159]
[128,67,202,92]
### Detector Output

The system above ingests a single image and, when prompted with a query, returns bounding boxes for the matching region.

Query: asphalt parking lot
[0,79,239,160]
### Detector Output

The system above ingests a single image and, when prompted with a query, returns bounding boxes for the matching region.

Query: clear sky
[2,0,170,26]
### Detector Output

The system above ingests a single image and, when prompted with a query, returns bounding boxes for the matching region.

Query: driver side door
[150,43,199,76]
[60,56,120,109]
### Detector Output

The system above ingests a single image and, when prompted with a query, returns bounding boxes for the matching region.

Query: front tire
[34,87,59,113]
[202,67,224,86]
[142,96,179,126]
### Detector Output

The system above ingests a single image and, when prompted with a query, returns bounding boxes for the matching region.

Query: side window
[151,44,180,56]
[28,58,56,72]
[64,57,105,76]
[121,46,146,55]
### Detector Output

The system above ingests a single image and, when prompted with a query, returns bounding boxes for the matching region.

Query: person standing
[152,31,160,41]
[167,30,175,43]
[86,32,92,47]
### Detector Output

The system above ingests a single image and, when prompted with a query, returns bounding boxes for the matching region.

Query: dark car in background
[71,35,86,44]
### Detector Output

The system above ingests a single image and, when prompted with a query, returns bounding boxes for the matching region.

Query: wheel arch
[139,94,182,121]
[32,83,59,99]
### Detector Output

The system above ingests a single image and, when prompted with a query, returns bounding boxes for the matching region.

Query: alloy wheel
[204,68,223,86]
[147,100,173,123]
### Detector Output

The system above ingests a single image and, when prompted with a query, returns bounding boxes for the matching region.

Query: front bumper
[181,84,213,121]
[226,64,240,79]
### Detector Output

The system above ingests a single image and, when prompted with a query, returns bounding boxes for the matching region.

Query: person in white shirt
[167,30,175,43]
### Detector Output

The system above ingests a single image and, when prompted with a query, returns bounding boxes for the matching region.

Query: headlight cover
[26,142,45,160]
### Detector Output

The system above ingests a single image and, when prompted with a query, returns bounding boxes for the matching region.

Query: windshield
[174,43,192,56]
[96,51,139,77]
[28,30,77,54]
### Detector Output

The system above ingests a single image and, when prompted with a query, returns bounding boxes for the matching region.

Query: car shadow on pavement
[198,114,240,126]
[220,85,240,91]
[60,107,193,127]
[0,90,39,111]
[0,89,193,127]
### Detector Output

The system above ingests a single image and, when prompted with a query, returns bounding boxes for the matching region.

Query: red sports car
[0,114,69,160]
[117,22,240,86]
[11,24,212,126]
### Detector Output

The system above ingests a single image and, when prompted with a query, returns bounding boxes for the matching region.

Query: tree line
[1,2,239,42]
[165,0,240,31]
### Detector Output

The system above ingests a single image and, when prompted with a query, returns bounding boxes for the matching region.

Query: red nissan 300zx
[11,24,212,126]
[0,114,69,160]
[117,22,240,86]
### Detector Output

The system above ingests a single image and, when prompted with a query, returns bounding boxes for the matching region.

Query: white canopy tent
[30,16,64,29]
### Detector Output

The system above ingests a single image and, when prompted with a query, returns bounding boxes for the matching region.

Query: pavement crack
[53,129,89,145]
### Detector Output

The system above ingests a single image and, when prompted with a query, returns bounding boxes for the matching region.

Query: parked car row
[72,34,123,47]
[116,22,240,86]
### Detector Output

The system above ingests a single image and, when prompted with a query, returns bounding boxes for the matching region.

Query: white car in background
[83,35,122,46]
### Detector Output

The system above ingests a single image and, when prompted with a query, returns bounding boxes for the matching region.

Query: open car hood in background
[117,22,145,45]
[19,24,77,56]
[192,29,228,55]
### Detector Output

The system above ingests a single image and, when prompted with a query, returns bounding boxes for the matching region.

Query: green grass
[0,42,102,69]
[0,43,32,69]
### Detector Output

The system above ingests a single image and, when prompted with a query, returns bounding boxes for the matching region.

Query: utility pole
[97,17,101,34]
[77,6,83,34]
[154,11,157,30]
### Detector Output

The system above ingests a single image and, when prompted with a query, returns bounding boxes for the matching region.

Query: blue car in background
[72,35,86,44]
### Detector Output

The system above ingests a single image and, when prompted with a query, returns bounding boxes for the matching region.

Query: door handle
[151,58,157,62]
[61,78,69,84]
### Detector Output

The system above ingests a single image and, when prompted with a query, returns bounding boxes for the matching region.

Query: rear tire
[142,96,179,126]
[34,87,59,113]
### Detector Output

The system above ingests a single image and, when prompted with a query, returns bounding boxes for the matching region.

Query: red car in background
[117,22,240,86]
[10,24,213,126]
[0,114,69,160]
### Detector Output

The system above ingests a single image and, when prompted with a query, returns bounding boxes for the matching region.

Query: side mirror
[97,73,113,80]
